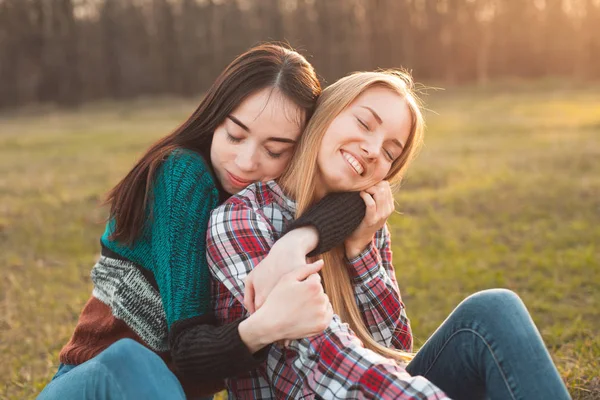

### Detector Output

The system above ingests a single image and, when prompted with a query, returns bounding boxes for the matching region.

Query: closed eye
[226,132,243,143]
[356,117,370,131]
[384,149,394,161]
[266,149,283,159]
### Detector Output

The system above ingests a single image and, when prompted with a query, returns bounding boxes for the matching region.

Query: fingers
[244,277,256,314]
[360,190,379,227]
[305,272,322,284]
[255,294,265,311]
[360,191,376,212]
[304,301,333,338]
[325,301,334,325]
[365,181,392,203]
[364,181,394,220]
[294,259,324,281]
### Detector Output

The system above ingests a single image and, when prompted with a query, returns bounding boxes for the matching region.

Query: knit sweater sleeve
[149,149,219,327]
[149,150,266,381]
[283,192,366,257]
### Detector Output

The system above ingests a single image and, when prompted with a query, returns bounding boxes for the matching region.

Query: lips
[341,150,365,175]
[226,171,253,188]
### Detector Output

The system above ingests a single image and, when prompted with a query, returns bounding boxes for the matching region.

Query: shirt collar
[265,180,297,215]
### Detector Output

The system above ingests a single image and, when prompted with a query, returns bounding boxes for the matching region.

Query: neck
[312,172,328,201]
[277,177,297,201]
[314,186,327,202]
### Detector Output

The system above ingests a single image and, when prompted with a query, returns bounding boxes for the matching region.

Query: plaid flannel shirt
[207,181,449,399]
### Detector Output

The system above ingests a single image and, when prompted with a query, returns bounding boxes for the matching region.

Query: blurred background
[1,0,599,399]
[2,0,600,106]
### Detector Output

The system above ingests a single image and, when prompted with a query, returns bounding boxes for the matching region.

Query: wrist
[284,226,319,254]
[238,313,273,354]
[345,240,369,259]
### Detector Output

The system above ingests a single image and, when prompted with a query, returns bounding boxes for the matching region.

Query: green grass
[1,84,599,399]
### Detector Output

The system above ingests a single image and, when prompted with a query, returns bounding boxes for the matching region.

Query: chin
[328,181,353,193]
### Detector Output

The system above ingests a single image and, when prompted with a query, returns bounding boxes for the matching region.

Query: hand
[344,181,394,258]
[240,260,333,352]
[244,226,319,313]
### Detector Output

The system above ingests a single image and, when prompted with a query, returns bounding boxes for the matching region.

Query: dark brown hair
[106,43,321,244]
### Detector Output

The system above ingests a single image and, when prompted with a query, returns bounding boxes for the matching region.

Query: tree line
[1,0,599,108]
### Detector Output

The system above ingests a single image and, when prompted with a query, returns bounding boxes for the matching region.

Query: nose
[360,137,383,160]
[234,144,259,173]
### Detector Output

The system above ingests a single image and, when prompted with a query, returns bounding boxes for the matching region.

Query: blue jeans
[38,339,189,400]
[406,289,572,400]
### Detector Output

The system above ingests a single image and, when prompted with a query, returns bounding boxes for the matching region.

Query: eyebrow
[228,115,250,132]
[266,137,296,144]
[360,106,383,125]
[392,139,404,150]
[228,115,297,144]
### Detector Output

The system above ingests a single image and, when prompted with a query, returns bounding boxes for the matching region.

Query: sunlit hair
[279,70,425,362]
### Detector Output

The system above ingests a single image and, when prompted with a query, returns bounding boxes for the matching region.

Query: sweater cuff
[169,317,269,381]
[345,241,382,283]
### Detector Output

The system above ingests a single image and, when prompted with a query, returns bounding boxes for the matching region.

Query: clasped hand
[243,226,333,342]
[344,181,395,259]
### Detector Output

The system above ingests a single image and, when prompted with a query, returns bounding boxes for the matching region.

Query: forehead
[231,88,303,139]
[351,86,412,141]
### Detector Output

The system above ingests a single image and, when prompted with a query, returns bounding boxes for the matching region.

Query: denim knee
[455,289,533,335]
[463,289,523,312]
[97,338,156,368]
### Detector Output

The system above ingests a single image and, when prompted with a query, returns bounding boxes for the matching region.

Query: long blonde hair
[279,70,425,363]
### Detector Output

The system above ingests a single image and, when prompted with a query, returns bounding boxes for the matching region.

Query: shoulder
[163,148,212,175]
[159,148,217,191]
[208,181,282,234]
[221,181,276,209]
[207,182,278,256]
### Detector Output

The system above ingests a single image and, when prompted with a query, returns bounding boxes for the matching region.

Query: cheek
[357,164,390,190]
[324,117,359,146]
[316,146,328,168]
[373,165,391,182]
[210,130,226,159]
[260,154,293,180]
[212,134,238,164]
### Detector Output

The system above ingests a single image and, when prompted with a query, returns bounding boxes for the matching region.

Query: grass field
[1,81,599,399]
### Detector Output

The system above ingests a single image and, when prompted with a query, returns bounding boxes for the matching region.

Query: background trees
[1,0,598,108]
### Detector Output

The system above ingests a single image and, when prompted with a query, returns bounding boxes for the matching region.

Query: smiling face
[210,88,304,194]
[315,86,413,194]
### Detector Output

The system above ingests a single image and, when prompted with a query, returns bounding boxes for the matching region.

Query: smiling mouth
[341,150,365,176]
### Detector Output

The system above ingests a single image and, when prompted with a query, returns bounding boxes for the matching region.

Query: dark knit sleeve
[169,317,268,382]
[283,192,366,257]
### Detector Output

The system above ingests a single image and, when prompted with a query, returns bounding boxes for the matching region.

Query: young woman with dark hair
[38,43,336,399]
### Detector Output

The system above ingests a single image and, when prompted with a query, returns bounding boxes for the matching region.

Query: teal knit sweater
[101,149,219,329]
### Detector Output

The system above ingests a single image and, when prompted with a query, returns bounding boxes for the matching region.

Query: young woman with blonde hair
[207,70,571,399]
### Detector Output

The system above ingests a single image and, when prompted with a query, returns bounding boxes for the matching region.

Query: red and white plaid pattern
[207,181,449,399]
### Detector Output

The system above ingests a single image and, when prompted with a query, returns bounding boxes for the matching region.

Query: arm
[284,232,446,400]
[207,201,328,339]
[207,196,448,399]
[244,192,365,312]
[145,150,267,381]
[346,224,412,351]
[283,191,366,256]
